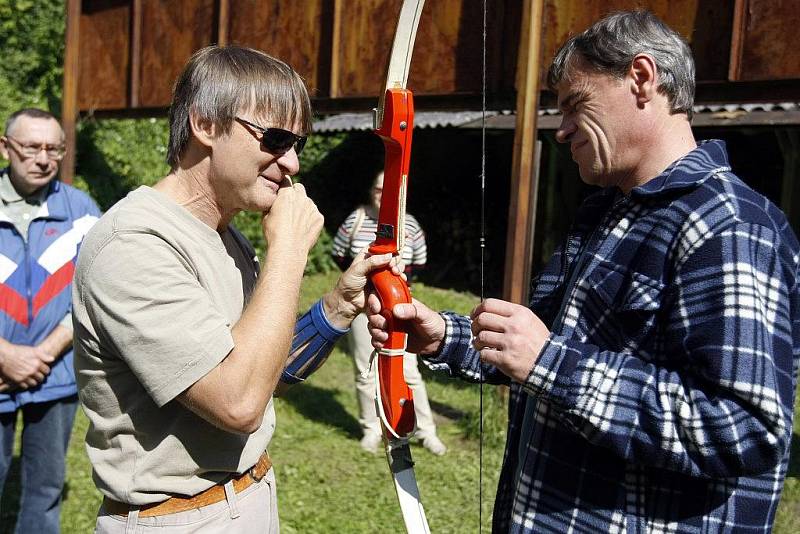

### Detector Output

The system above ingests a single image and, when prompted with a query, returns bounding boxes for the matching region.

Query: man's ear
[629,54,658,107]
[188,112,216,148]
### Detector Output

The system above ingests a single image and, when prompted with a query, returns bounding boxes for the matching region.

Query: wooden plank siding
[226,0,330,98]
[730,0,800,81]
[137,0,216,107]
[77,0,131,111]
[73,0,800,115]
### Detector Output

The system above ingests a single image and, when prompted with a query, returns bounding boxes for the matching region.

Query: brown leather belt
[102,451,272,518]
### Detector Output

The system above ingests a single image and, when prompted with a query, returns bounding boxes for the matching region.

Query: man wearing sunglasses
[0,108,100,533]
[72,45,392,533]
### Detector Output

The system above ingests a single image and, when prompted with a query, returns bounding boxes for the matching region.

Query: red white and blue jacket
[0,175,100,412]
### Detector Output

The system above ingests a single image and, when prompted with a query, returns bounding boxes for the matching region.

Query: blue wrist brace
[281,299,349,384]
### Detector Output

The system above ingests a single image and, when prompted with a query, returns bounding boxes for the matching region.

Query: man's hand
[367,296,446,355]
[262,181,324,255]
[322,250,396,329]
[0,344,54,389]
[470,298,550,383]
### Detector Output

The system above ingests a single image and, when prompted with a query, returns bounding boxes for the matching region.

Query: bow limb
[368,1,429,532]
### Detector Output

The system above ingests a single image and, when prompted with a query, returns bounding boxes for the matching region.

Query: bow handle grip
[370,265,416,437]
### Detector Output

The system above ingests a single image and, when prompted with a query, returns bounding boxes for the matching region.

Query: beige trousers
[347,313,438,438]
[94,468,278,534]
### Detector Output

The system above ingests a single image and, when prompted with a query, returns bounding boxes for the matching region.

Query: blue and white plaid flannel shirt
[428,140,800,532]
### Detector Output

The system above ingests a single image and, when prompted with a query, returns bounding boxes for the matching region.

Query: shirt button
[22,213,30,220]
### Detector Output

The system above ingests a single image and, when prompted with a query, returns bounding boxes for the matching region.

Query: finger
[475,298,519,318]
[366,293,383,314]
[392,303,418,320]
[471,311,508,335]
[472,330,506,351]
[355,253,393,276]
[367,309,389,331]
[478,347,503,367]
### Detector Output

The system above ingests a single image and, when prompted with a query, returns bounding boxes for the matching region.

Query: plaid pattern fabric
[428,140,800,533]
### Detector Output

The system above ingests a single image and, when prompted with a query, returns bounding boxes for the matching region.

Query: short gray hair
[547,11,695,120]
[5,108,62,137]
[167,45,313,168]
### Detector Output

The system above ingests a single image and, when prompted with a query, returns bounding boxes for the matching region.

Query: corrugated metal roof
[313,110,502,132]
[313,103,800,132]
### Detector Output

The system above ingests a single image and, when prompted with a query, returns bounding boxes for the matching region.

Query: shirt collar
[0,167,51,206]
[630,140,731,198]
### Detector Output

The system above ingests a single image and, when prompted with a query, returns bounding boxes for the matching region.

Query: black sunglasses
[235,117,307,155]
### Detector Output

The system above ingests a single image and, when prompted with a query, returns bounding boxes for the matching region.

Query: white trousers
[94,468,278,534]
[347,313,438,438]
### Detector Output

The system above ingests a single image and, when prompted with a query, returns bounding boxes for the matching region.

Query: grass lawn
[1,271,798,532]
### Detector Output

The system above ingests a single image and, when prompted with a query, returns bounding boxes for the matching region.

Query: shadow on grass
[789,432,800,478]
[0,457,71,534]
[429,400,467,422]
[280,383,361,439]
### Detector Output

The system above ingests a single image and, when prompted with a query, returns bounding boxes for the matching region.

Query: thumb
[392,302,419,320]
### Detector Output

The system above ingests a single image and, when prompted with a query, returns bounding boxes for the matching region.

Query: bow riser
[372,88,414,256]
[370,87,417,438]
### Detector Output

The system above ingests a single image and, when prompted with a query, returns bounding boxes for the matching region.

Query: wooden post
[502,0,544,304]
[129,0,143,108]
[217,0,230,46]
[61,0,81,185]
[329,0,344,98]
[728,0,748,81]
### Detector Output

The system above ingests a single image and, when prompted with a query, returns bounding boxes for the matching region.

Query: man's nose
[278,147,300,177]
[555,116,575,144]
[33,147,51,166]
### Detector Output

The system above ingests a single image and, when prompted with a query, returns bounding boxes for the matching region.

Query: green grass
[2,272,800,532]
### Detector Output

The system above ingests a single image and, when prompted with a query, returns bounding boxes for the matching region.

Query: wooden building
[64,0,800,301]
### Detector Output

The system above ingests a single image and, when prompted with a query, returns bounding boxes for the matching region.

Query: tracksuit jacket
[0,175,100,412]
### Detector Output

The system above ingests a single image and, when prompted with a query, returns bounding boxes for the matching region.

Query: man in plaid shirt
[368,11,800,533]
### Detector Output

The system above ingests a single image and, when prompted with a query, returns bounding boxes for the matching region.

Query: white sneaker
[360,433,382,454]
[421,435,447,456]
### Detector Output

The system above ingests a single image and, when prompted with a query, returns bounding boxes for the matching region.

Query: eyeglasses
[235,117,307,155]
[4,136,66,160]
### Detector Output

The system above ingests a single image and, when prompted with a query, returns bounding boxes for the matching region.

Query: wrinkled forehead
[7,116,64,143]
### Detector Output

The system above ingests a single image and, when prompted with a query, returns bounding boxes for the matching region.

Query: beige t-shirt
[72,186,273,505]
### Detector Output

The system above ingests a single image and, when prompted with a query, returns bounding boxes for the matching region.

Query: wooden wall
[74,0,800,113]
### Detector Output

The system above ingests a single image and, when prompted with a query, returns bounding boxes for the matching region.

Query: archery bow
[368,0,428,532]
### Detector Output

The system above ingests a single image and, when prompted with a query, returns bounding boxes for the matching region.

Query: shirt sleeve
[523,221,795,479]
[331,211,357,260]
[405,214,427,268]
[421,312,509,385]
[79,231,235,407]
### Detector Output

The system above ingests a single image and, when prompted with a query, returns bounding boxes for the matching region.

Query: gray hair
[5,108,62,137]
[167,45,313,168]
[547,11,695,120]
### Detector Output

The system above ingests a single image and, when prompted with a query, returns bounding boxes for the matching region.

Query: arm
[366,297,510,385]
[277,251,395,393]
[489,223,795,478]
[0,325,72,390]
[177,184,322,433]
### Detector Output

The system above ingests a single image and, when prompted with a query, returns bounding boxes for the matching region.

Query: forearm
[423,312,509,385]
[527,335,790,478]
[37,325,73,361]
[278,299,349,392]
[217,245,307,418]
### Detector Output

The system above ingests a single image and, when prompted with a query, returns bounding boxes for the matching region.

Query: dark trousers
[0,395,78,534]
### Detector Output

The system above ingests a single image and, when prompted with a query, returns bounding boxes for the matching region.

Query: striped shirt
[428,140,800,532]
[332,207,427,268]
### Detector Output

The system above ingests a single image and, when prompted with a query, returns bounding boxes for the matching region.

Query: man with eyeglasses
[72,45,394,533]
[0,107,100,533]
